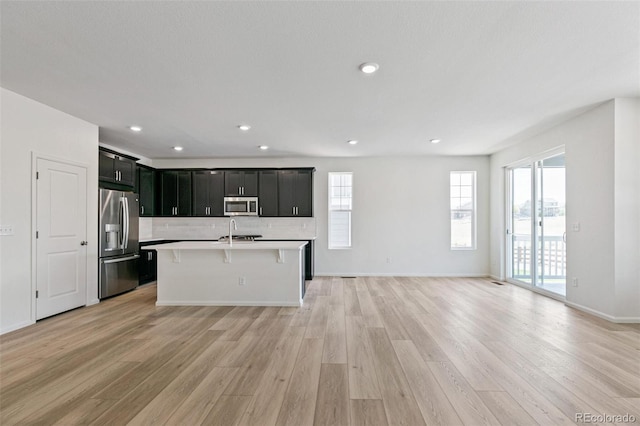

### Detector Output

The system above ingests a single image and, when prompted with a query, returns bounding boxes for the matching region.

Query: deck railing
[512,235,566,279]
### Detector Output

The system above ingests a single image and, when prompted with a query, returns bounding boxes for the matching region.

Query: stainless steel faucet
[228,218,237,246]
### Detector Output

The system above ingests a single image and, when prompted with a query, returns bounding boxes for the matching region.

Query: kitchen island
[144,240,307,307]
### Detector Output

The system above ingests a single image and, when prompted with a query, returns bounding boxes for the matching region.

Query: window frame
[328,172,353,250]
[450,171,477,250]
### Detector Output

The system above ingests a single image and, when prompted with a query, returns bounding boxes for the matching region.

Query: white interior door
[36,158,87,320]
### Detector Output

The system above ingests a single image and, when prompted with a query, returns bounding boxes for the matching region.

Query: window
[328,172,352,249]
[450,171,476,249]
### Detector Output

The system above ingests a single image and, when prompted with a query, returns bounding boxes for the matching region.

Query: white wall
[152,156,490,277]
[614,98,640,319]
[0,88,99,334]
[490,99,640,321]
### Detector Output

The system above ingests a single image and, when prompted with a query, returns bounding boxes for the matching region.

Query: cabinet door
[98,151,115,183]
[277,170,297,217]
[294,170,313,217]
[208,171,225,216]
[139,250,157,284]
[115,157,136,187]
[192,171,224,216]
[192,171,210,216]
[177,171,192,216]
[138,167,156,216]
[259,171,278,216]
[242,171,258,196]
[160,171,178,216]
[225,171,243,195]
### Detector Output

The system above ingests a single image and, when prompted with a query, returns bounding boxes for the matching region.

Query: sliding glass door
[507,153,566,296]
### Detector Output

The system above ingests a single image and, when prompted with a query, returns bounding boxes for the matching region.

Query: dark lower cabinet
[160,171,192,216]
[258,171,279,216]
[139,249,157,284]
[304,240,314,281]
[192,171,225,216]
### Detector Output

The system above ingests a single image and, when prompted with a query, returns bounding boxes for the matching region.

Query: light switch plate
[0,225,15,236]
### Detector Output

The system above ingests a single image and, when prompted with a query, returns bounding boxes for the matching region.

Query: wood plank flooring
[1,277,639,425]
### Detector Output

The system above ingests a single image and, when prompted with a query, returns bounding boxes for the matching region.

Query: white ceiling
[1,1,638,159]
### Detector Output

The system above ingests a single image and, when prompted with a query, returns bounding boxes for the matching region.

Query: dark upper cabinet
[159,171,192,216]
[137,166,156,217]
[224,170,258,196]
[192,171,225,216]
[258,171,279,216]
[278,169,313,217]
[99,150,136,188]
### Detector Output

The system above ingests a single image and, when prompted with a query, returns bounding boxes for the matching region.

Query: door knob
[80,241,88,246]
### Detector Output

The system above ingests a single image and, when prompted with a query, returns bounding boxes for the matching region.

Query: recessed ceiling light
[259,145,269,150]
[347,140,358,145]
[430,139,441,144]
[129,126,142,132]
[238,124,251,131]
[359,62,379,74]
[173,146,183,151]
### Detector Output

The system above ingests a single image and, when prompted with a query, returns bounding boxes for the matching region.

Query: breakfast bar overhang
[145,241,308,306]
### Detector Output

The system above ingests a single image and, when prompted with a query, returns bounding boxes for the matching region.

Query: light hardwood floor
[1,277,639,425]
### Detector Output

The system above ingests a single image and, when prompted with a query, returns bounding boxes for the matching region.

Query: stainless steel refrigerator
[99,188,139,299]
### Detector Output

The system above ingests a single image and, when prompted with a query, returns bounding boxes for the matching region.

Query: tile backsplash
[142,217,317,240]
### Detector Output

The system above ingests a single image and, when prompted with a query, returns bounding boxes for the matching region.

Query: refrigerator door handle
[103,254,140,264]
[119,197,126,249]
[123,197,130,250]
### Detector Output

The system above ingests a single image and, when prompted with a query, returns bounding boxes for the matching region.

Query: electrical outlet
[572,222,580,232]
[386,257,391,264]
[572,277,578,287]
[0,225,14,236]
[239,277,246,286]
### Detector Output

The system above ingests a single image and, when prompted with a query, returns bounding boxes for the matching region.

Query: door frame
[30,152,90,323]
[503,146,566,301]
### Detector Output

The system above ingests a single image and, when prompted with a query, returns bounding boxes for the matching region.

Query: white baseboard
[156,300,302,307]
[0,320,35,335]
[315,272,490,278]
[489,275,503,281]
[87,298,100,306]
[564,300,640,323]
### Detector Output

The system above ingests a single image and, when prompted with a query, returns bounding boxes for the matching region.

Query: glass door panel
[537,154,566,295]
[510,166,533,284]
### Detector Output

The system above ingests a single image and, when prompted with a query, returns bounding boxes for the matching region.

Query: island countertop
[144,240,307,251]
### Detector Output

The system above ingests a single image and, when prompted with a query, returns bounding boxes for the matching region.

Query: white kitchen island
[144,241,307,307]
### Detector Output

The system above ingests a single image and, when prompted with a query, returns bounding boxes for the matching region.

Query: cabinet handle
[114,170,118,181]
[148,252,152,261]
[295,207,298,215]
[141,205,144,215]
[259,207,262,215]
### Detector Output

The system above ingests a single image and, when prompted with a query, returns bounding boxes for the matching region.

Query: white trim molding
[564,300,640,324]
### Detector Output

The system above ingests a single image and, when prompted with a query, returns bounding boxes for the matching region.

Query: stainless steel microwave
[224,197,258,216]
